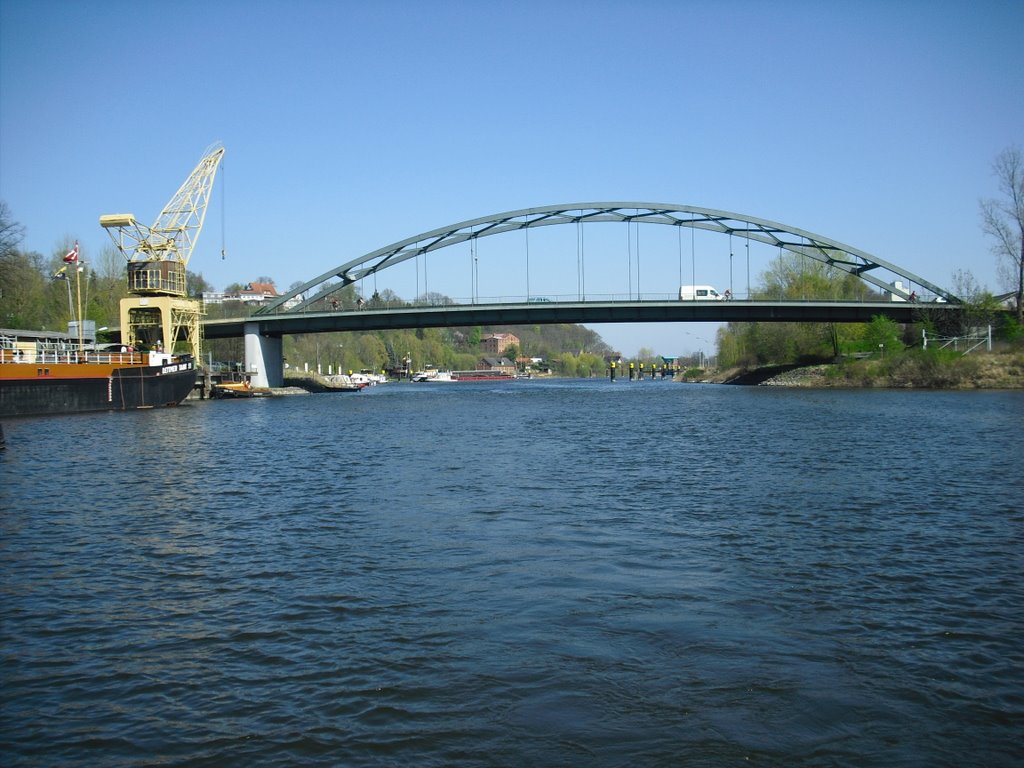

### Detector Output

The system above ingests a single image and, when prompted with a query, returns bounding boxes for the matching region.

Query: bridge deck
[203,300,959,339]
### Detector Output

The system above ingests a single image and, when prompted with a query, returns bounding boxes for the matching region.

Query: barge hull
[0,366,197,418]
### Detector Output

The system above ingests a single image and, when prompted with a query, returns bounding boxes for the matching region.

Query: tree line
[715,253,1017,370]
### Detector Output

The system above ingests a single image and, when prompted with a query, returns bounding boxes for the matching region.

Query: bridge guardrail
[321,291,952,311]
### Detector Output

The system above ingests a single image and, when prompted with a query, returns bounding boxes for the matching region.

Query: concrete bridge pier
[244,323,283,388]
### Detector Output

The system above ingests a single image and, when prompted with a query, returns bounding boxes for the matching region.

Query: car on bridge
[679,285,724,301]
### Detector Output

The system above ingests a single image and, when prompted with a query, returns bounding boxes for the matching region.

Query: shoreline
[701,351,1024,389]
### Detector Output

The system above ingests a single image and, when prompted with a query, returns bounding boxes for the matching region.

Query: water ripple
[2,384,1022,766]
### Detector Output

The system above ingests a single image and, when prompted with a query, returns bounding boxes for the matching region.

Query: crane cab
[126,260,187,297]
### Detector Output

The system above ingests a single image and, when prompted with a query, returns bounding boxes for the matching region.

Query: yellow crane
[100,144,225,361]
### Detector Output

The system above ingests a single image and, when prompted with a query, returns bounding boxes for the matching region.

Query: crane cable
[220,160,227,260]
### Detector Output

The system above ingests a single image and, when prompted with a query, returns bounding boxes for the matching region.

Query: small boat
[348,371,387,387]
[1,329,197,418]
[322,374,368,392]
[211,380,270,398]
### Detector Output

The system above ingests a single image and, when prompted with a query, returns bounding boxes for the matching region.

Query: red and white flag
[62,241,79,264]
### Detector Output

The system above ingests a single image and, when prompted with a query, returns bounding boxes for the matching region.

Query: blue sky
[2,0,1021,357]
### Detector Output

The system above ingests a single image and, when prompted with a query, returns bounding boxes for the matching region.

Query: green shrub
[998,317,1024,344]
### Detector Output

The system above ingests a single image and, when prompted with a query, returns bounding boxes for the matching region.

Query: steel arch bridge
[257,202,958,315]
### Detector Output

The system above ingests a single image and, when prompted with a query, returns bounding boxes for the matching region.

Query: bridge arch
[258,203,957,314]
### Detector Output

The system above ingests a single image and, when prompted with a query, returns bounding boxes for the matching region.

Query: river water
[1,380,1022,767]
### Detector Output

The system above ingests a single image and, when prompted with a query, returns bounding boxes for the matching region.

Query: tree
[0,201,25,259]
[418,291,455,306]
[577,352,604,377]
[354,334,388,371]
[83,244,132,324]
[375,288,402,307]
[865,315,903,357]
[553,351,578,377]
[980,145,1024,323]
[187,270,213,298]
[949,268,1002,336]
[717,250,881,366]
[1,249,48,329]
[0,203,30,325]
[0,205,73,330]
[635,346,658,364]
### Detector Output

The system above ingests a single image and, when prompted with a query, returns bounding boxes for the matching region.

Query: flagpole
[65,275,73,325]
[76,264,84,355]
[62,242,84,356]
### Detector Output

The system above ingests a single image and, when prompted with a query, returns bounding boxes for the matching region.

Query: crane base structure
[118,295,203,359]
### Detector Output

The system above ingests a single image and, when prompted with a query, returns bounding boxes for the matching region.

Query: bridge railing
[305,290,952,312]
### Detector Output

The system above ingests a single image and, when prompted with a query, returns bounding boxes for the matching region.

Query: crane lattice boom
[100,143,224,299]
[143,144,225,266]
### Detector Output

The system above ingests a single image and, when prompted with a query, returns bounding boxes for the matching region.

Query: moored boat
[0,329,197,418]
[451,370,516,382]
[412,369,454,382]
[412,368,515,382]
[349,370,388,386]
[210,380,271,398]
[323,373,368,391]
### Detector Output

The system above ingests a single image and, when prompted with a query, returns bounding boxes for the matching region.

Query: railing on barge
[0,349,150,365]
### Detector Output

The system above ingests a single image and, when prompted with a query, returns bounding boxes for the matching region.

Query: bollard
[629,362,635,380]
[609,361,616,381]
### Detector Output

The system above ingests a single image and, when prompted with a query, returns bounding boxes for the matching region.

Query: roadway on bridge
[203,299,955,339]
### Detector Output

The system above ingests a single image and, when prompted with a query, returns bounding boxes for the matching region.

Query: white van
[679,285,724,301]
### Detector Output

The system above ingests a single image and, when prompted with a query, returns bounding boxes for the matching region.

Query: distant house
[481,332,519,355]
[203,282,281,306]
[519,355,550,374]
[237,282,278,304]
[480,356,516,375]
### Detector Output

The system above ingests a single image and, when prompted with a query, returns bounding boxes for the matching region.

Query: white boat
[349,370,388,386]
[412,369,454,382]
[323,374,367,391]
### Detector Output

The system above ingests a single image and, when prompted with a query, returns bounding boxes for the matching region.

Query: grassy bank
[707,350,1024,389]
